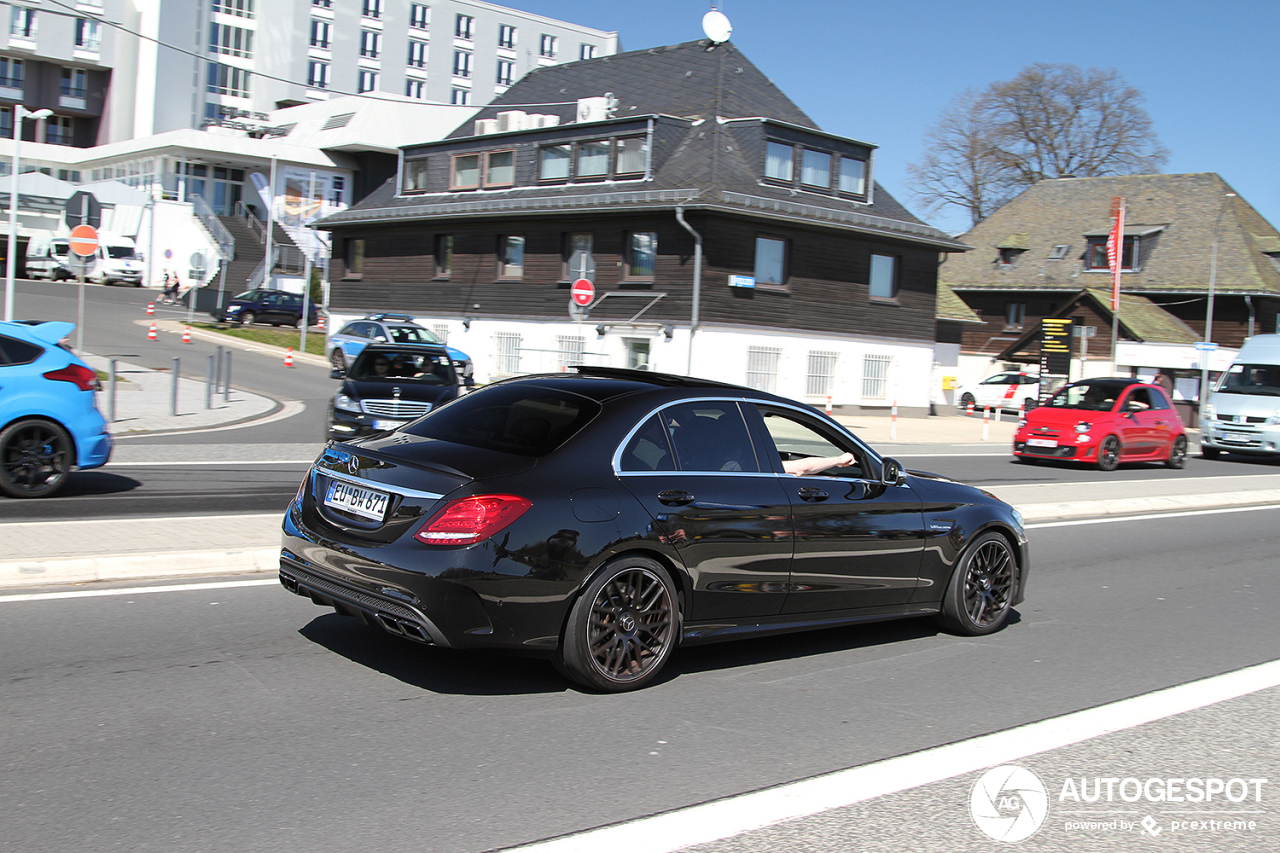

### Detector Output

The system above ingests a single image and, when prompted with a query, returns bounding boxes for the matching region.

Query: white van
[25,232,72,281]
[85,233,145,287]
[1200,334,1280,459]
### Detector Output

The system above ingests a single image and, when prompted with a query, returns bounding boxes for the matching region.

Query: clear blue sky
[516,0,1280,236]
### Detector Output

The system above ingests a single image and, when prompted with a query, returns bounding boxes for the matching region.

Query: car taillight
[414,494,531,546]
[43,363,99,391]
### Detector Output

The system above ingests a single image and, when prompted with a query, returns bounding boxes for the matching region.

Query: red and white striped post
[825,395,833,415]
[982,406,991,441]
[890,399,898,441]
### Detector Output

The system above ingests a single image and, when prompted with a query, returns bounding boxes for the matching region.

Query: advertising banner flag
[1106,197,1126,311]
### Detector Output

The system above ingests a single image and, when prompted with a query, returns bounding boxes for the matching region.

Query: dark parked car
[326,344,459,440]
[1013,377,1187,471]
[212,288,320,327]
[1,320,112,498]
[282,368,1029,691]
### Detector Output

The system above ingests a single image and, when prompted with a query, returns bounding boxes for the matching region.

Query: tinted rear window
[0,333,43,366]
[403,384,600,456]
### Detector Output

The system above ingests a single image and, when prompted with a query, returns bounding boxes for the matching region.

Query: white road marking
[0,577,278,603]
[1026,503,1280,529]
[493,659,1280,853]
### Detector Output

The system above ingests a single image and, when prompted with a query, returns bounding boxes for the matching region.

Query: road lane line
[0,578,278,603]
[492,659,1280,853]
[1026,503,1280,529]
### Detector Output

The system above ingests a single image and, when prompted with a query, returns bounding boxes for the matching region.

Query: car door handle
[657,490,694,506]
[798,487,828,502]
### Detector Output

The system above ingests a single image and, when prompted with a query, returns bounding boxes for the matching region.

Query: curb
[0,548,280,589]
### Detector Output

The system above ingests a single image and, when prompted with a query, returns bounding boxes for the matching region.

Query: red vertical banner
[1107,197,1126,311]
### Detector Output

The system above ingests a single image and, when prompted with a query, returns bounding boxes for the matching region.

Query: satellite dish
[702,10,732,43]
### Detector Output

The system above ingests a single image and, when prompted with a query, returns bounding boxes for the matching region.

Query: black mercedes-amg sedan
[281,367,1029,691]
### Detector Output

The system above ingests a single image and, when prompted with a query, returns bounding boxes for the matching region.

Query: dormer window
[1083,224,1164,272]
[1048,244,1070,260]
[763,139,868,200]
[1085,236,1135,271]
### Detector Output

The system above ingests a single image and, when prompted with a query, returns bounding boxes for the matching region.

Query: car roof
[477,366,779,405]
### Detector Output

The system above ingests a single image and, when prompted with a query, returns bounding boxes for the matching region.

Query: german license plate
[373,419,409,430]
[325,480,389,521]
[1027,438,1057,448]
[1224,432,1249,442]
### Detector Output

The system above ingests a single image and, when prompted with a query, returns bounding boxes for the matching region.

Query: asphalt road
[2,507,1277,853]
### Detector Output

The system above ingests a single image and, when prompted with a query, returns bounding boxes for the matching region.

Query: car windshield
[388,326,442,345]
[350,349,456,385]
[1215,364,1280,397]
[403,383,600,456]
[106,246,135,259]
[1043,380,1134,412]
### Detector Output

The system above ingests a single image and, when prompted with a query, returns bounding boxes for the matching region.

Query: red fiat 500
[1013,378,1187,471]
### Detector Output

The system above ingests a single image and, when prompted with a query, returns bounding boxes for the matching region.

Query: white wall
[144,200,223,289]
[325,311,940,409]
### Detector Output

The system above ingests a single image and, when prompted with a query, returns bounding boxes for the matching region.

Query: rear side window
[0,334,43,366]
[620,415,676,471]
[660,401,760,473]
[404,384,600,456]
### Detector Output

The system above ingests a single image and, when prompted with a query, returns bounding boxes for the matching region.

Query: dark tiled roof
[936,282,983,322]
[446,40,818,138]
[319,40,965,250]
[940,173,1280,296]
[994,287,1201,358]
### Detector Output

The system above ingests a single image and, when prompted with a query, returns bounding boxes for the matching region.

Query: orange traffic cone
[284,347,294,367]
[148,322,157,341]
[182,325,191,344]
[146,302,155,315]
[966,400,974,416]
[316,316,325,331]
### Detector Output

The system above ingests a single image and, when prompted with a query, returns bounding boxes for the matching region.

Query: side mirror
[879,457,906,487]
[330,367,345,380]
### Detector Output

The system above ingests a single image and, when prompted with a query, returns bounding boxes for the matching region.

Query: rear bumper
[279,554,453,646]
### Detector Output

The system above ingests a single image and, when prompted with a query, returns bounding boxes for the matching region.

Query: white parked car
[957,371,1041,413]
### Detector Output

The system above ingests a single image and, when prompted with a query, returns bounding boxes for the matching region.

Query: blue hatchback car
[0,320,112,497]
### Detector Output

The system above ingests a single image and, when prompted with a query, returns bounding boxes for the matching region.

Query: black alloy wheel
[960,393,976,410]
[1165,435,1188,469]
[560,557,679,692]
[937,531,1017,636]
[0,418,73,498]
[1096,435,1121,471]
[238,310,256,326]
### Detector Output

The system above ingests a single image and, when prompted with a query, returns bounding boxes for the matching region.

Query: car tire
[1165,435,1188,469]
[238,311,256,326]
[1022,396,1038,412]
[1201,445,1221,460]
[330,350,346,371]
[559,556,679,692]
[935,531,1018,636]
[960,392,976,410]
[1097,435,1121,471]
[0,418,73,499]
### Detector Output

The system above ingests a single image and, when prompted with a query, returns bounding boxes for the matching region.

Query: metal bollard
[206,355,214,409]
[214,346,224,393]
[171,357,180,417]
[108,358,117,422]
[223,350,232,402]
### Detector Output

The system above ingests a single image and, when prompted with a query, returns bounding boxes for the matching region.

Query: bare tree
[909,64,1169,227]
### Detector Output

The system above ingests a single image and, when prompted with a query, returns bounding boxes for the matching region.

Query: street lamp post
[1199,192,1238,411]
[4,105,52,322]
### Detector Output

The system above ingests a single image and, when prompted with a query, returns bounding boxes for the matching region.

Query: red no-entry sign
[570,278,595,306]
[69,224,99,257]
